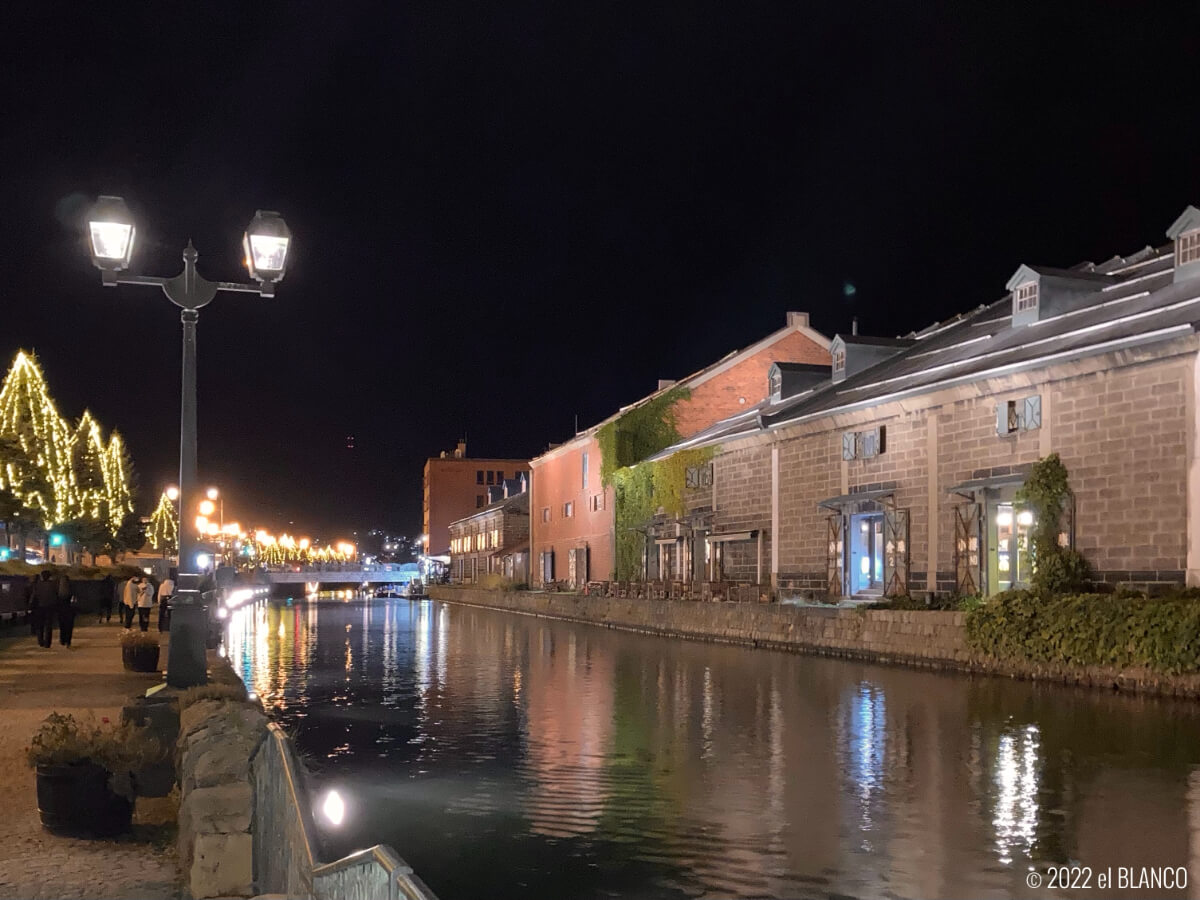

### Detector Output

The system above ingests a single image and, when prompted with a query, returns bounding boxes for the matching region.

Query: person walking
[33,570,59,648]
[157,569,175,632]
[56,571,76,648]
[98,573,114,624]
[121,576,138,629]
[136,576,155,631]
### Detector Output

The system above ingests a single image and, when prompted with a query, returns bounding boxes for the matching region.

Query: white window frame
[1178,230,1200,266]
[563,501,574,518]
[833,347,846,372]
[1014,282,1038,313]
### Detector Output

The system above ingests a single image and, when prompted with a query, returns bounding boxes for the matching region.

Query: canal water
[226,598,1200,899]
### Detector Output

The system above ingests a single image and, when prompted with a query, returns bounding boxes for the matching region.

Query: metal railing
[255,723,439,900]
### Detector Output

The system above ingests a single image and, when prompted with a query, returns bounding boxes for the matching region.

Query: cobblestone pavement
[0,618,183,900]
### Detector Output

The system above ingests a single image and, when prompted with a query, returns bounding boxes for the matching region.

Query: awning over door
[948,472,1028,496]
[817,488,894,511]
[705,530,758,543]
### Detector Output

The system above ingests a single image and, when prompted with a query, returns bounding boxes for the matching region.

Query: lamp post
[87,197,291,688]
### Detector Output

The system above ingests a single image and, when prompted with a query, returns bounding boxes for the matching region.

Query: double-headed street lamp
[87,197,291,688]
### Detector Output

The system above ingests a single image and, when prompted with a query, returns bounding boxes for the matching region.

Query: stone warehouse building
[422,441,530,557]
[645,205,1200,599]
[530,312,831,587]
[448,475,531,584]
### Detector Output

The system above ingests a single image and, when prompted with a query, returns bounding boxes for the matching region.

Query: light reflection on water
[227,597,1200,900]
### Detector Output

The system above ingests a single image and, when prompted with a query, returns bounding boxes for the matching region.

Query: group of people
[29,568,177,648]
[27,569,76,649]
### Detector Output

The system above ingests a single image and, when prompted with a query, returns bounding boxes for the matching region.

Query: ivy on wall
[1015,452,1090,593]
[594,384,724,580]
[966,587,1200,673]
[612,447,715,580]
[597,387,689,486]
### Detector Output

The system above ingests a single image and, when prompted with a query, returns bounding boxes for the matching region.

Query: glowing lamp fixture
[1017,510,1034,527]
[243,210,291,288]
[166,485,179,501]
[199,499,216,517]
[88,195,136,271]
[206,487,219,500]
[195,515,209,532]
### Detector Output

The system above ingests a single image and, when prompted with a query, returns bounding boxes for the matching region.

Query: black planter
[36,762,132,836]
[122,643,161,672]
[131,759,175,797]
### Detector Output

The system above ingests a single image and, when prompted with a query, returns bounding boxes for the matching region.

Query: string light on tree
[148,491,179,553]
[0,350,134,536]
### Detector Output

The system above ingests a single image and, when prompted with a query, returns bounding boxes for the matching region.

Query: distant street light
[86,196,291,688]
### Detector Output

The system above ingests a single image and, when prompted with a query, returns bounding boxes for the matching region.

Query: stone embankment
[429,585,1200,700]
[177,697,268,898]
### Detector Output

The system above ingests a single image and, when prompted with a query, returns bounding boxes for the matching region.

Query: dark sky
[4,4,1198,538]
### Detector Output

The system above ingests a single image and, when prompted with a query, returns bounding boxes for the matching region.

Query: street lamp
[86,196,292,688]
[206,487,225,563]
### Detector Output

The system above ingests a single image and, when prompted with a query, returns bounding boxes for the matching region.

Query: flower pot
[36,762,132,836]
[131,759,175,797]
[122,643,160,672]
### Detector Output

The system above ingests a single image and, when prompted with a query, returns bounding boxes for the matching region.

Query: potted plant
[121,630,160,672]
[25,713,168,836]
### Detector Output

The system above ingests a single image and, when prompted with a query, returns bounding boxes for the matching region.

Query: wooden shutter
[883,505,910,597]
[826,515,844,597]
[569,547,588,588]
[1023,395,1042,430]
[954,502,981,596]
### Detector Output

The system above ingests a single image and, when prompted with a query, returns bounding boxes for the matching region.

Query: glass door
[849,513,884,594]
[989,501,1035,594]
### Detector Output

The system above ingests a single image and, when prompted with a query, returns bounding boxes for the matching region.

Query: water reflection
[993,725,1040,865]
[227,597,1200,900]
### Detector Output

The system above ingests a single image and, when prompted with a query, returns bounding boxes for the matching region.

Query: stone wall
[430,585,1200,699]
[176,699,269,899]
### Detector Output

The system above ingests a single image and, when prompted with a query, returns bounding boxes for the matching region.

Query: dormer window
[833,347,846,373]
[769,369,782,399]
[1013,282,1038,313]
[1178,230,1200,267]
[1166,206,1200,283]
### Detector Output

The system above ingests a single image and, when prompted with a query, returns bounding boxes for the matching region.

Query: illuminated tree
[70,412,107,521]
[148,491,179,554]
[0,351,72,527]
[0,351,137,545]
[102,432,135,534]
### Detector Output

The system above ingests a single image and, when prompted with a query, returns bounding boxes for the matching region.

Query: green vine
[1014,453,1090,593]
[597,387,690,486]
[966,588,1200,673]
[612,447,714,580]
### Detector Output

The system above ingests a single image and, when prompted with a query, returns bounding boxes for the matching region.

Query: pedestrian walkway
[0,618,183,900]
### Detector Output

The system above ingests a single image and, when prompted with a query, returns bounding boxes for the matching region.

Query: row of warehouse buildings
[427,205,1200,600]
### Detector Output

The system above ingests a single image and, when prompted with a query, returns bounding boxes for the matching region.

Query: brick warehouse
[530,312,831,587]
[422,441,530,557]
[448,475,531,584]
[641,205,1200,599]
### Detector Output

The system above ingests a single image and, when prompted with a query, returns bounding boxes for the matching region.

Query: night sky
[4,4,1198,538]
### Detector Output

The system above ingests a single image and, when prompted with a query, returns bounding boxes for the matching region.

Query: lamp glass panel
[249,234,289,272]
[90,222,133,260]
